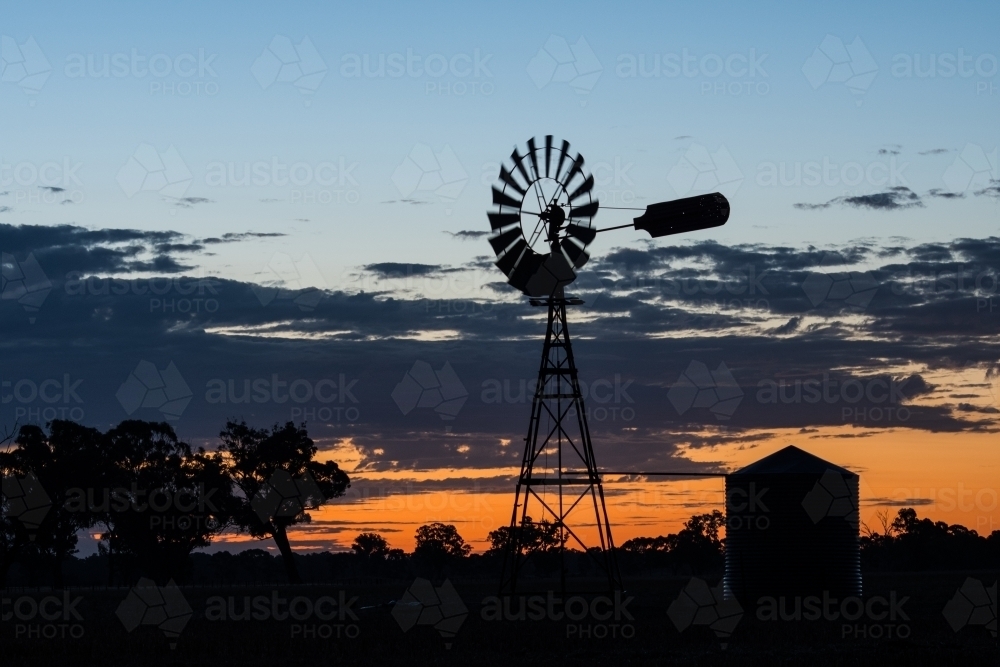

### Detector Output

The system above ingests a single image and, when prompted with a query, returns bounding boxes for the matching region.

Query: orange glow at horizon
[207,424,998,555]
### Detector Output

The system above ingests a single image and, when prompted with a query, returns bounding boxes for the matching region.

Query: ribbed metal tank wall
[724,445,861,603]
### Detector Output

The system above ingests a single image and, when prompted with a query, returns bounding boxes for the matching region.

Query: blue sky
[3,0,999,290]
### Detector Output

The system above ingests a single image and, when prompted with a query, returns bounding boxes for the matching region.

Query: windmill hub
[540,203,566,244]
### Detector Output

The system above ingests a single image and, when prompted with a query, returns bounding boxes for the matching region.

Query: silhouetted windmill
[488,136,730,594]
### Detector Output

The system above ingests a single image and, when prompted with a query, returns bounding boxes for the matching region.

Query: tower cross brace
[499,297,623,594]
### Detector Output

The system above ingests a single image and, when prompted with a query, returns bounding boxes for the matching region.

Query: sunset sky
[2,0,998,555]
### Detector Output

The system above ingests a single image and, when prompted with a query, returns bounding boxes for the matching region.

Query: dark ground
[1,571,997,666]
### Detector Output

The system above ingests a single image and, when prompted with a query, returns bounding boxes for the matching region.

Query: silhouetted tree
[3,422,104,587]
[352,532,390,560]
[861,507,1000,571]
[413,522,470,576]
[620,510,725,574]
[93,420,236,584]
[487,516,560,554]
[219,420,349,584]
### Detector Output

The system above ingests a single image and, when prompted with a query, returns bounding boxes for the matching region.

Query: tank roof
[728,445,856,477]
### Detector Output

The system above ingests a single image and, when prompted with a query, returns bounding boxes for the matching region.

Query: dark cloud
[0,206,11,213]
[926,189,964,199]
[918,149,950,155]
[794,187,923,211]
[2,223,998,475]
[877,148,900,156]
[155,243,204,254]
[974,180,1000,198]
[363,262,444,278]
[955,403,1000,414]
[380,199,430,205]
[446,230,489,240]
[40,186,65,193]
[772,317,801,334]
[173,197,213,208]
[201,232,286,244]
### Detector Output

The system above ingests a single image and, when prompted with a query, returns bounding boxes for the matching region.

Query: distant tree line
[3,419,998,588]
[861,507,1000,571]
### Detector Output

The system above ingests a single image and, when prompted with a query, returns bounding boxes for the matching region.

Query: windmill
[488,136,730,594]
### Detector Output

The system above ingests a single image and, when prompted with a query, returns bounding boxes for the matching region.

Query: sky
[2,0,999,555]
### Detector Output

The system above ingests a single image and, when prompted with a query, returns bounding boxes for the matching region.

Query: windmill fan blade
[544,135,553,177]
[565,223,597,245]
[564,154,585,185]
[555,140,570,180]
[499,166,526,195]
[510,148,531,184]
[632,192,730,238]
[492,186,522,209]
[495,238,527,275]
[508,251,545,291]
[488,211,520,231]
[489,227,522,255]
[569,201,599,220]
[560,239,590,268]
[527,137,540,178]
[567,174,594,202]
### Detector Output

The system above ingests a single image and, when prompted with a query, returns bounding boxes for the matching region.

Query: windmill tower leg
[499,298,623,595]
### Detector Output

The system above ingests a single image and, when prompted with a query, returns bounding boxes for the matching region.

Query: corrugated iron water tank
[724,445,861,604]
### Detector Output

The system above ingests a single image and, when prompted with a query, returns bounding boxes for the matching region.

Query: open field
[2,571,996,666]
